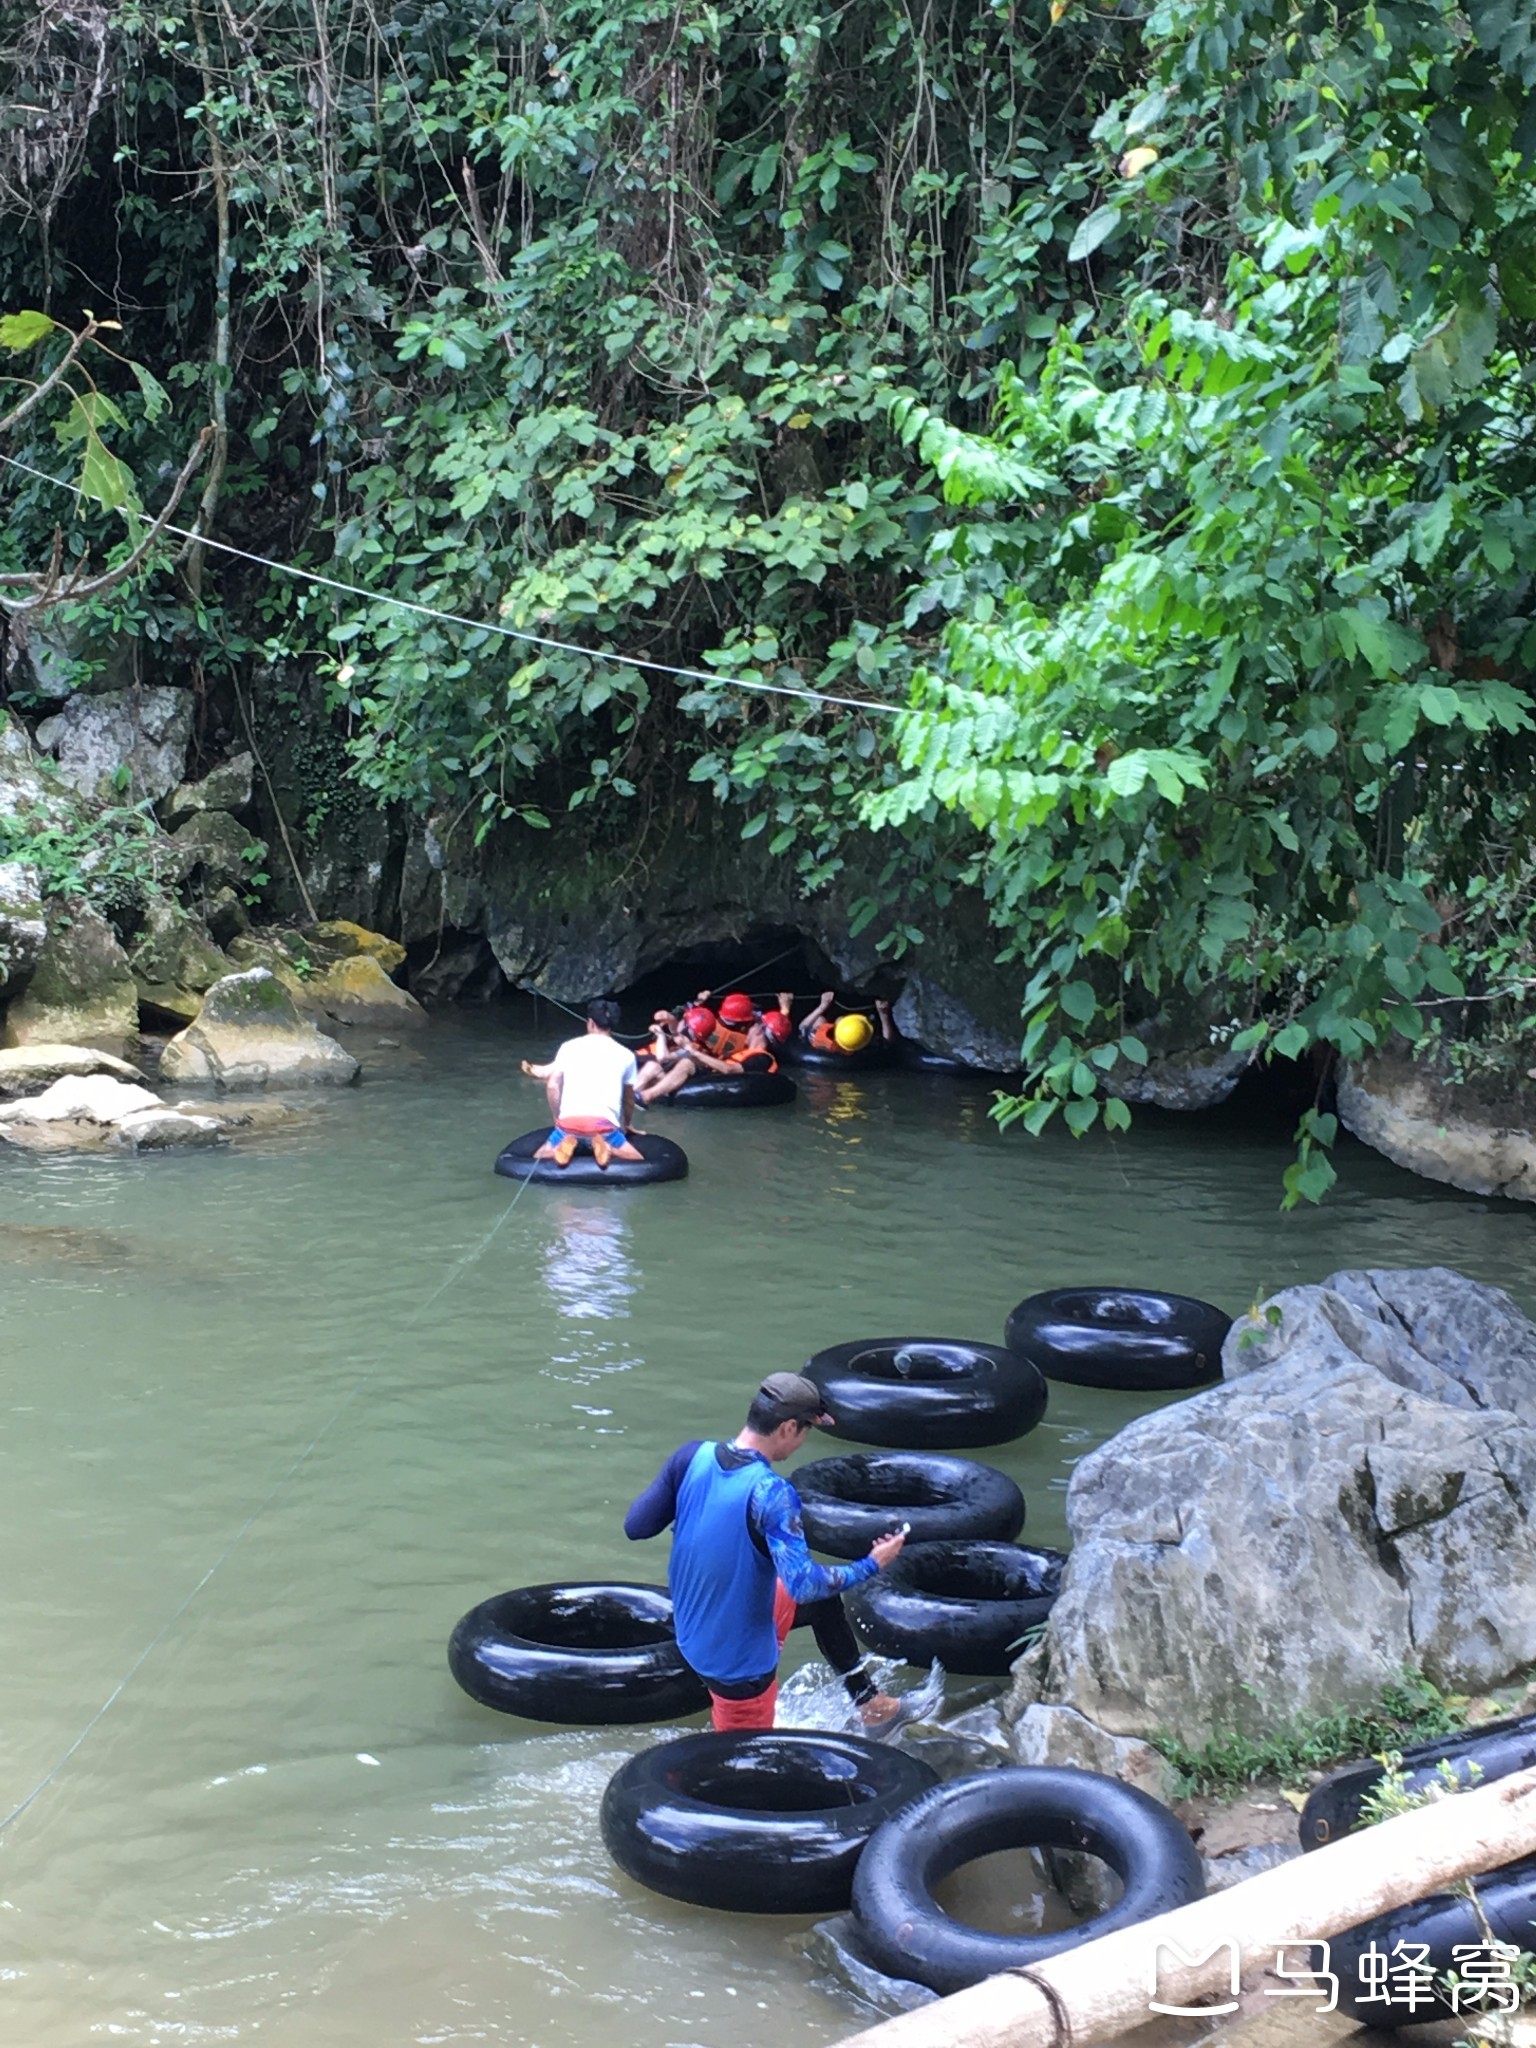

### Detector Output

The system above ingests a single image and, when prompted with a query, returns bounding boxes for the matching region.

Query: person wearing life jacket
[796,990,897,1055]
[624,1373,907,1732]
[636,995,777,1102]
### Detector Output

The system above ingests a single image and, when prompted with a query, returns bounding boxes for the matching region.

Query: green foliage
[1154,1674,1464,1798]
[871,0,1536,1198]
[0,802,172,921]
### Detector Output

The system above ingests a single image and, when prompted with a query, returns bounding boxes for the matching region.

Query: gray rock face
[1338,1055,1536,1204]
[0,860,46,996]
[892,975,1018,1072]
[163,751,255,825]
[1022,1267,1536,1745]
[2,905,139,1053]
[160,969,359,1088]
[34,687,193,804]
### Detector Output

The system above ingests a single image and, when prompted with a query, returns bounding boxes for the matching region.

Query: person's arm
[686,1045,737,1076]
[750,1473,888,1603]
[624,1442,700,1539]
[520,1059,557,1079]
[874,998,896,1044]
[800,990,835,1040]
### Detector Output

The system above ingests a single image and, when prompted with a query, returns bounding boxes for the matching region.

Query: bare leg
[637,1056,699,1104]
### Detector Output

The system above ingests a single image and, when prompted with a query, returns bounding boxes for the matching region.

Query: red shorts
[707,1585,798,1732]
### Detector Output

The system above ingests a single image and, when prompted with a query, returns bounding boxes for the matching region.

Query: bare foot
[858,1693,903,1729]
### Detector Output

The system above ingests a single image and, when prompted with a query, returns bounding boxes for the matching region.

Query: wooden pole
[838,1765,1536,2048]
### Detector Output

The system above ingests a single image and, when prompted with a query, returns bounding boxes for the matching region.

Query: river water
[2,1003,1532,2048]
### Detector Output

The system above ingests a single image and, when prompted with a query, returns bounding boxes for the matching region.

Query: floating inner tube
[796,1452,1025,1560]
[849,1539,1066,1675]
[1329,1853,1536,2028]
[851,1766,1206,1994]
[782,1037,892,1073]
[448,1582,708,1725]
[492,1129,688,1188]
[600,1729,938,1915]
[1004,1287,1231,1391]
[805,1338,1048,1450]
[889,1041,1006,1078]
[662,1070,797,1109]
[1301,1708,1536,1849]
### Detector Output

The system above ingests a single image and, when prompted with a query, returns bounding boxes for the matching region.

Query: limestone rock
[162,752,254,825]
[1099,991,1251,1111]
[160,969,359,1088]
[0,1043,148,1097]
[170,1098,303,1132]
[128,904,229,1022]
[3,614,134,702]
[0,1115,115,1153]
[223,932,307,999]
[1028,1266,1536,1746]
[169,810,260,889]
[298,953,427,1028]
[0,1074,161,1122]
[1009,1703,1178,1804]
[410,934,501,1004]
[0,859,46,997]
[0,719,73,829]
[34,686,193,804]
[114,1106,225,1150]
[298,919,407,974]
[3,906,139,1054]
[1338,1053,1536,1203]
[891,975,1017,1073]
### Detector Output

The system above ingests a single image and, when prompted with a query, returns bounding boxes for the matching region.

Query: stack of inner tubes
[805,1339,1048,1449]
[666,1070,797,1108]
[851,1767,1206,1992]
[796,1451,1025,1559]
[601,1730,939,1914]
[848,1540,1066,1676]
[1298,1709,1536,2027]
[493,1130,689,1187]
[1005,1287,1231,1391]
[448,1582,707,1724]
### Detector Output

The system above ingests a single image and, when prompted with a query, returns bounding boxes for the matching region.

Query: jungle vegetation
[0,0,1533,1196]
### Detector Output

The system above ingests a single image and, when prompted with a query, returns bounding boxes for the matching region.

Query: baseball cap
[758,1371,834,1425]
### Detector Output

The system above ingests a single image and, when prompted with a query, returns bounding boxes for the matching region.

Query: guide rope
[0,452,910,720]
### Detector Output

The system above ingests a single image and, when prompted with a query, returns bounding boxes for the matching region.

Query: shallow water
[1,1003,1532,2047]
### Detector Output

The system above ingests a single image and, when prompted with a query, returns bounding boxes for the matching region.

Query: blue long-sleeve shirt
[625,1440,876,1605]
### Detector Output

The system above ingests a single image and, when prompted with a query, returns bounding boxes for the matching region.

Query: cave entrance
[620,928,840,1023]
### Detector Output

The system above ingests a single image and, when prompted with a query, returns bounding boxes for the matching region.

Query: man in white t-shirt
[521,999,644,1169]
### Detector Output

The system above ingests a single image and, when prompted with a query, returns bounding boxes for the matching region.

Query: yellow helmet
[834,1012,874,1052]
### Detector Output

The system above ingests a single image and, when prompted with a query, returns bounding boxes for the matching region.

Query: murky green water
[2,1003,1532,2047]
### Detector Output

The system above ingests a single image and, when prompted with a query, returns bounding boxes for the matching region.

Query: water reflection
[542,1203,635,1323]
[542,1202,640,1393]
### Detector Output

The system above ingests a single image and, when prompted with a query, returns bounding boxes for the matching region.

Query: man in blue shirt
[625,1372,906,1730]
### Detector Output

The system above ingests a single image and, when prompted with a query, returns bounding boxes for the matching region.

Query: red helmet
[760,1009,791,1043]
[718,992,756,1026]
[682,1004,716,1038]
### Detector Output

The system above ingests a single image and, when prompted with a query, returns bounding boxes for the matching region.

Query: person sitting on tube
[624,1372,906,1731]
[634,994,777,1104]
[519,996,646,1169]
[796,990,897,1054]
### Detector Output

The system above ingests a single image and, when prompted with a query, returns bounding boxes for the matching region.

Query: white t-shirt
[551,1032,638,1127]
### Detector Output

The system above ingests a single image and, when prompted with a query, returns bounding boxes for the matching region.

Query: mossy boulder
[300,953,427,1028]
[129,904,230,1023]
[3,905,138,1055]
[169,810,261,889]
[159,968,359,1088]
[0,859,46,998]
[162,751,255,825]
[299,919,407,975]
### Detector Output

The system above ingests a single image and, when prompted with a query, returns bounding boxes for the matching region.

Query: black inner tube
[846,1345,974,1383]
[896,1551,1056,1602]
[813,1464,955,1508]
[673,1754,873,1814]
